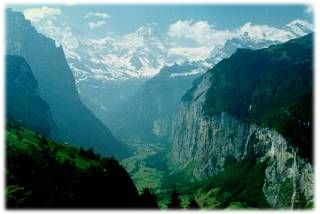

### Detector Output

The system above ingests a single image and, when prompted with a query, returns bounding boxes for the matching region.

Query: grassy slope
[6,122,145,208]
[6,123,97,169]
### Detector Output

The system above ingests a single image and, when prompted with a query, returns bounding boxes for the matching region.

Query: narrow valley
[4,4,315,210]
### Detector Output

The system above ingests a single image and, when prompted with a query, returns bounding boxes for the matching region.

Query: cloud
[167,19,309,48]
[85,12,110,29]
[236,22,294,42]
[42,20,79,49]
[168,20,230,46]
[88,21,107,29]
[168,46,213,61]
[304,4,314,14]
[85,12,111,19]
[65,1,77,6]
[28,16,80,61]
[23,6,61,22]
[167,19,313,62]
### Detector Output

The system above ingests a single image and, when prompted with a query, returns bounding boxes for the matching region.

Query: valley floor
[121,141,214,208]
[121,142,173,208]
[120,140,272,209]
[121,142,165,193]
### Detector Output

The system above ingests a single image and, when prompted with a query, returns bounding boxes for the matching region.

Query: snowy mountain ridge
[28,17,313,82]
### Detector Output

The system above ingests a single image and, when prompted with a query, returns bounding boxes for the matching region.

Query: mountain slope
[67,23,168,82]
[74,20,312,132]
[28,16,312,133]
[6,55,56,137]
[108,62,206,142]
[32,17,312,82]
[5,9,125,157]
[6,122,141,208]
[77,78,146,129]
[206,19,313,66]
[170,34,313,208]
[203,33,313,160]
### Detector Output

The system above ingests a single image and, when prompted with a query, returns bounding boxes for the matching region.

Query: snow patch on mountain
[170,68,205,78]
[26,15,313,82]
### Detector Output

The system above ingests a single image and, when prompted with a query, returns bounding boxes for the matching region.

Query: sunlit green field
[6,125,97,169]
[120,138,272,209]
[121,142,205,208]
[121,142,165,193]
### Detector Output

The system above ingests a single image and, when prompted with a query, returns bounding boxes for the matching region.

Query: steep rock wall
[170,70,313,208]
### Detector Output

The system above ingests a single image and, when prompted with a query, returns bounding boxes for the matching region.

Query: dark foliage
[79,147,100,160]
[187,197,200,209]
[202,158,270,208]
[139,188,159,208]
[6,125,150,209]
[167,187,182,209]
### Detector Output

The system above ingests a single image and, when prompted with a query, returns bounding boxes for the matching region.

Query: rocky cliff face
[171,72,250,178]
[6,55,56,137]
[6,9,126,157]
[171,100,313,208]
[170,34,313,208]
[256,128,314,208]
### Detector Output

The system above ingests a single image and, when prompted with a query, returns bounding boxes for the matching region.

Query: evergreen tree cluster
[6,123,158,209]
[167,187,199,209]
[6,122,202,209]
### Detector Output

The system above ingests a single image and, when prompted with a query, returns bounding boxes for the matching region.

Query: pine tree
[140,188,158,208]
[187,197,200,209]
[167,187,182,209]
[40,136,48,145]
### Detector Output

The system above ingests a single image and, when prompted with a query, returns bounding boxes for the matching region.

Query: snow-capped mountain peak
[65,23,168,82]
[135,23,159,39]
[206,19,313,66]
[29,16,313,83]
[285,19,313,36]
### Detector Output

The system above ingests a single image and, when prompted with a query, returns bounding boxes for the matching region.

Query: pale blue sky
[8,4,313,38]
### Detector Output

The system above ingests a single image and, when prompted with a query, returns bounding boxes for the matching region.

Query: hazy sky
[7,4,314,63]
[9,4,313,38]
